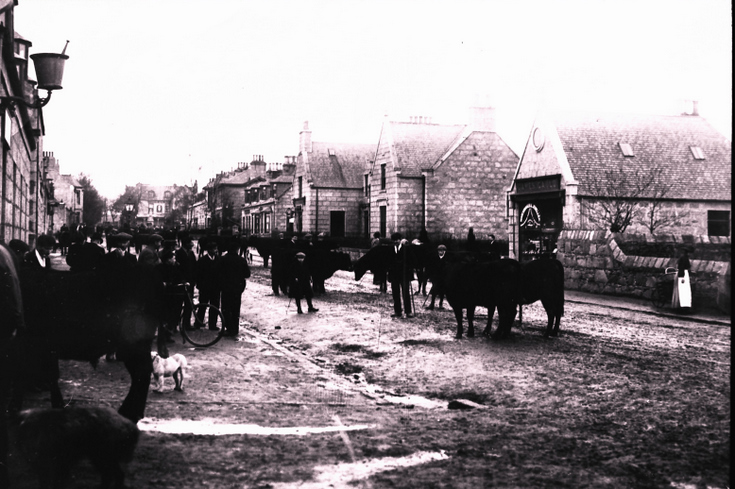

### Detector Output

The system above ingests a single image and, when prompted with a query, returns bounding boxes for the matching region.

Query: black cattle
[309,249,352,294]
[518,257,565,337]
[271,247,351,296]
[248,236,283,268]
[10,261,164,424]
[444,255,521,339]
[269,247,297,295]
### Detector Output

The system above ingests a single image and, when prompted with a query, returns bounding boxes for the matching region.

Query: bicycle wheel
[181,302,225,347]
[651,285,668,309]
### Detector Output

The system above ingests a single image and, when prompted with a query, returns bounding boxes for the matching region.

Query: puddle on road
[137,418,374,436]
[270,450,450,488]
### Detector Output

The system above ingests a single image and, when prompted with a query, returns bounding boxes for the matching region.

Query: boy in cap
[289,251,318,314]
[426,244,448,310]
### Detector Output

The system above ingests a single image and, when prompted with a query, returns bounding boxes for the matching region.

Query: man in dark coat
[138,234,163,268]
[175,238,197,329]
[73,232,106,272]
[426,244,448,310]
[388,232,412,318]
[218,240,251,336]
[289,252,318,314]
[194,238,221,330]
[24,234,56,271]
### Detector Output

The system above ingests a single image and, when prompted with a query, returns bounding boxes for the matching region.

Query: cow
[309,249,353,295]
[248,236,287,268]
[518,257,565,337]
[353,243,423,292]
[10,259,164,424]
[271,247,352,296]
[443,254,521,339]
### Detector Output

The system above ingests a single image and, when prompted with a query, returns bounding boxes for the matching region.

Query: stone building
[186,200,208,230]
[508,107,732,260]
[202,155,296,235]
[292,122,376,238]
[367,107,518,241]
[43,151,82,232]
[242,157,295,236]
[1,10,49,245]
[127,184,178,229]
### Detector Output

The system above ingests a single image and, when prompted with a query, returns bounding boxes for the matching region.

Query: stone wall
[557,229,731,313]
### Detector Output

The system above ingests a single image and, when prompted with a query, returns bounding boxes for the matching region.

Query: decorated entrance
[511,175,564,262]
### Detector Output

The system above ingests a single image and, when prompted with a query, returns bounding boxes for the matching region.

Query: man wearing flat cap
[104,232,137,272]
[289,251,318,314]
[388,232,413,318]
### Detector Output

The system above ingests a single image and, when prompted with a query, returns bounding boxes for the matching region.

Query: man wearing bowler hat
[388,232,413,318]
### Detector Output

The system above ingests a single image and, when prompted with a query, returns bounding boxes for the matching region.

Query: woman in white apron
[671,248,692,310]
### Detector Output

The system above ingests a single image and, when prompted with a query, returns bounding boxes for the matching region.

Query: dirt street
[7,257,730,489]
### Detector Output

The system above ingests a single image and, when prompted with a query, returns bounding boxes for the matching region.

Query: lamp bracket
[0,90,53,111]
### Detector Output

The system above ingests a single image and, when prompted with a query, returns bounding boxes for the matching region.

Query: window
[148,206,154,215]
[147,190,156,199]
[380,164,386,190]
[156,205,163,213]
[364,174,369,196]
[264,213,271,233]
[298,176,303,198]
[708,210,730,236]
[690,146,705,160]
[164,191,172,199]
[271,184,277,199]
[379,206,386,237]
[618,143,634,157]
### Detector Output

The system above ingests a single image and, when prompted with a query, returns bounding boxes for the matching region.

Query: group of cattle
[353,242,564,339]
[0,237,564,485]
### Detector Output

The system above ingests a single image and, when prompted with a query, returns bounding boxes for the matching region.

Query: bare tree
[580,164,657,233]
[636,176,690,234]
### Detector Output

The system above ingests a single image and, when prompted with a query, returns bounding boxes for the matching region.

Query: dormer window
[619,143,634,157]
[690,146,705,160]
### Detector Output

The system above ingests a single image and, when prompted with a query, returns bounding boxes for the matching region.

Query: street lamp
[1,42,69,110]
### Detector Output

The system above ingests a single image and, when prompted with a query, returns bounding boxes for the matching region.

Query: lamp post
[1,42,69,110]
[123,200,135,230]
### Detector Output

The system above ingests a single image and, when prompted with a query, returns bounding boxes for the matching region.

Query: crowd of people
[6,228,252,342]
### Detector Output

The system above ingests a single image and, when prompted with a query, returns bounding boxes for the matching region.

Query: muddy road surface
[7,259,730,488]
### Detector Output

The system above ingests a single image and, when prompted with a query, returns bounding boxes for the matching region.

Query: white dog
[151,352,188,392]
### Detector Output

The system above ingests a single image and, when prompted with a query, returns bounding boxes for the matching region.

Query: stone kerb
[556,230,730,312]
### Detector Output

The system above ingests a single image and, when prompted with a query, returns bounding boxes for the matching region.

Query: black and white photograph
[0,0,730,487]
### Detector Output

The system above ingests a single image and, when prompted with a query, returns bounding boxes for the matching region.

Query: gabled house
[134,184,178,229]
[508,106,732,259]
[368,107,518,241]
[292,122,376,238]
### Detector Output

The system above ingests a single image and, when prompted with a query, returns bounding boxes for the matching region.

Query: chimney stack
[469,106,497,132]
[299,121,312,155]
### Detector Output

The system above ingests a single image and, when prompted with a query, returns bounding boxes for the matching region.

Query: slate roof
[551,112,731,201]
[219,170,254,186]
[308,141,376,188]
[138,184,177,201]
[388,122,466,177]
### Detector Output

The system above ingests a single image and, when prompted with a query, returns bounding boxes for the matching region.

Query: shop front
[511,175,564,262]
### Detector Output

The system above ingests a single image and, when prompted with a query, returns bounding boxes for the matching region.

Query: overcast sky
[15,0,732,200]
